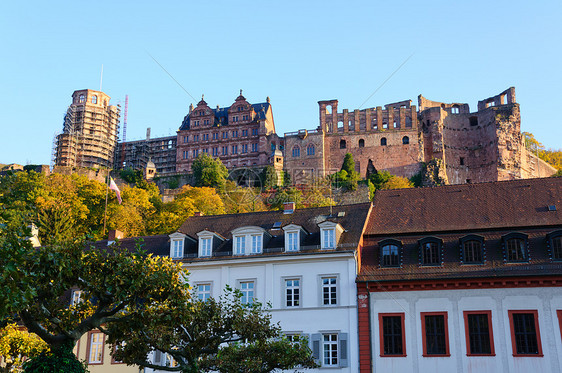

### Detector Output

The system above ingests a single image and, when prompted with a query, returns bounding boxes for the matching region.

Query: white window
[235,235,246,255]
[286,232,299,252]
[285,279,300,307]
[197,283,211,301]
[322,277,337,305]
[239,281,255,304]
[171,239,184,258]
[71,290,83,305]
[323,334,338,366]
[200,237,212,257]
[251,235,262,254]
[88,332,104,364]
[322,229,335,249]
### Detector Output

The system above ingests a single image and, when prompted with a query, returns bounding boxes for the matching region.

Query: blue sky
[1,0,561,165]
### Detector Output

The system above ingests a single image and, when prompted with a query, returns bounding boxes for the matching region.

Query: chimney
[194,211,203,217]
[283,202,295,214]
[108,230,124,241]
[146,127,151,141]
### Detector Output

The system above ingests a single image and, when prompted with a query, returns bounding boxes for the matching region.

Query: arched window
[547,230,562,261]
[460,235,485,264]
[340,140,346,149]
[451,105,459,114]
[402,136,409,145]
[292,146,300,158]
[91,95,98,104]
[380,137,387,146]
[502,233,528,262]
[379,239,401,268]
[79,94,85,103]
[419,237,442,266]
[307,144,315,156]
[358,139,365,148]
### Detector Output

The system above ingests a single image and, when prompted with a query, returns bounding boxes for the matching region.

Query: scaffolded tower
[54,89,120,169]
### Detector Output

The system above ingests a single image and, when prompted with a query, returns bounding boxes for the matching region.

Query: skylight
[272,222,282,229]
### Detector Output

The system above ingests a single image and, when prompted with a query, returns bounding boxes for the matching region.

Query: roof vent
[548,205,557,211]
[283,202,295,214]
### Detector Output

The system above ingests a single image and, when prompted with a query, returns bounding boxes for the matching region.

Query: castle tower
[54,89,120,169]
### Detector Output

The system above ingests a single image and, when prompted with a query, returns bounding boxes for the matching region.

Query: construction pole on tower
[120,95,128,168]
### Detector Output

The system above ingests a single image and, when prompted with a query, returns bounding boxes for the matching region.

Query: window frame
[379,239,402,268]
[508,310,543,357]
[170,238,184,259]
[238,279,256,305]
[419,237,443,266]
[420,312,450,357]
[321,228,336,250]
[502,232,529,263]
[199,237,212,257]
[322,333,339,367]
[320,275,338,306]
[378,313,406,357]
[86,331,105,365]
[195,282,212,302]
[547,230,562,261]
[283,277,301,308]
[460,235,485,265]
[463,310,495,356]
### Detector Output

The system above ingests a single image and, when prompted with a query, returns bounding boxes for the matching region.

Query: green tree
[192,154,228,188]
[0,324,48,372]
[0,228,189,369]
[108,288,316,373]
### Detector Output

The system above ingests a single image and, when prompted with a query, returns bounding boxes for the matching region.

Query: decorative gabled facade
[357,176,562,373]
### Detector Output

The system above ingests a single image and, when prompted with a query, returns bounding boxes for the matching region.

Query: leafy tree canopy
[0,324,48,372]
[192,154,228,188]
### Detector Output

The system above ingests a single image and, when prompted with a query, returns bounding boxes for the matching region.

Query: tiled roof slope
[367,177,562,235]
[92,235,170,257]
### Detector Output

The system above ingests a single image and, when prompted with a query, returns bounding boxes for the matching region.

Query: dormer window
[169,232,187,259]
[379,239,401,268]
[502,233,528,262]
[460,235,485,264]
[283,224,305,252]
[419,237,442,266]
[197,230,225,258]
[200,238,212,257]
[231,226,268,255]
[547,230,562,261]
[323,229,335,249]
[319,221,343,250]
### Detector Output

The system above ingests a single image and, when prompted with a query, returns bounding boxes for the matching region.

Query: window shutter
[311,333,321,364]
[154,350,162,364]
[339,333,348,367]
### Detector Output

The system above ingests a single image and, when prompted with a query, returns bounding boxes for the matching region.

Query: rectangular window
[183,135,188,143]
[222,146,228,155]
[222,132,228,139]
[421,312,450,356]
[88,332,104,364]
[212,133,218,140]
[242,129,248,137]
[235,236,245,255]
[251,143,258,152]
[252,128,258,136]
[240,281,254,304]
[233,130,238,138]
[463,311,494,355]
[287,232,299,252]
[552,236,562,260]
[508,310,543,356]
[285,279,300,307]
[379,313,406,356]
[241,144,248,153]
[381,244,400,267]
[463,240,483,264]
[251,235,262,254]
[322,229,335,249]
[212,147,218,156]
[322,277,337,305]
[232,145,238,154]
[323,334,338,366]
[171,240,184,258]
[506,238,527,262]
[197,283,211,301]
[421,241,440,265]
[200,238,212,257]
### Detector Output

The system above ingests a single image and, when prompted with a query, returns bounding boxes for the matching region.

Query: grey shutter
[339,333,348,367]
[154,350,162,364]
[311,333,322,365]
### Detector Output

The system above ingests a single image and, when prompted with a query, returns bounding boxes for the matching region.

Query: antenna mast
[120,95,128,168]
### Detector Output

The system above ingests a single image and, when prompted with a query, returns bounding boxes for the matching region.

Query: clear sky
[1,0,561,166]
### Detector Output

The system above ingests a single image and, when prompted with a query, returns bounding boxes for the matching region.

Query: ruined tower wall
[284,130,326,184]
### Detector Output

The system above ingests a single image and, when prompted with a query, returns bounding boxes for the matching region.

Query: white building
[151,202,372,372]
[357,177,562,373]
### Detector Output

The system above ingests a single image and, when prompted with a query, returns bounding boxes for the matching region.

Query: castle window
[402,136,409,145]
[393,120,397,128]
[79,94,85,103]
[547,231,562,261]
[337,121,344,131]
[91,95,98,104]
[340,140,346,149]
[292,146,300,158]
[460,157,465,165]
[307,144,315,156]
[419,237,442,266]
[381,137,387,146]
[451,105,459,114]
[502,233,528,262]
[358,139,365,148]
[383,122,388,129]
[469,117,478,126]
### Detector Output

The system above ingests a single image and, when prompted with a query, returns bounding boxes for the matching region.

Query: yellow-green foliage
[0,324,47,371]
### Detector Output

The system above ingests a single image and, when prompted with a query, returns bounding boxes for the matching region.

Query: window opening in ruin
[405,117,412,128]
[348,119,353,131]
[168,140,173,149]
[79,94,85,103]
[337,121,344,131]
[393,121,397,128]
[383,122,388,129]
[501,94,508,105]
[451,105,459,114]
[460,157,465,166]
[92,95,98,104]
[326,105,332,115]
[402,136,409,145]
[292,146,300,158]
[381,138,387,146]
[340,140,346,149]
[469,117,478,127]
[359,139,365,148]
